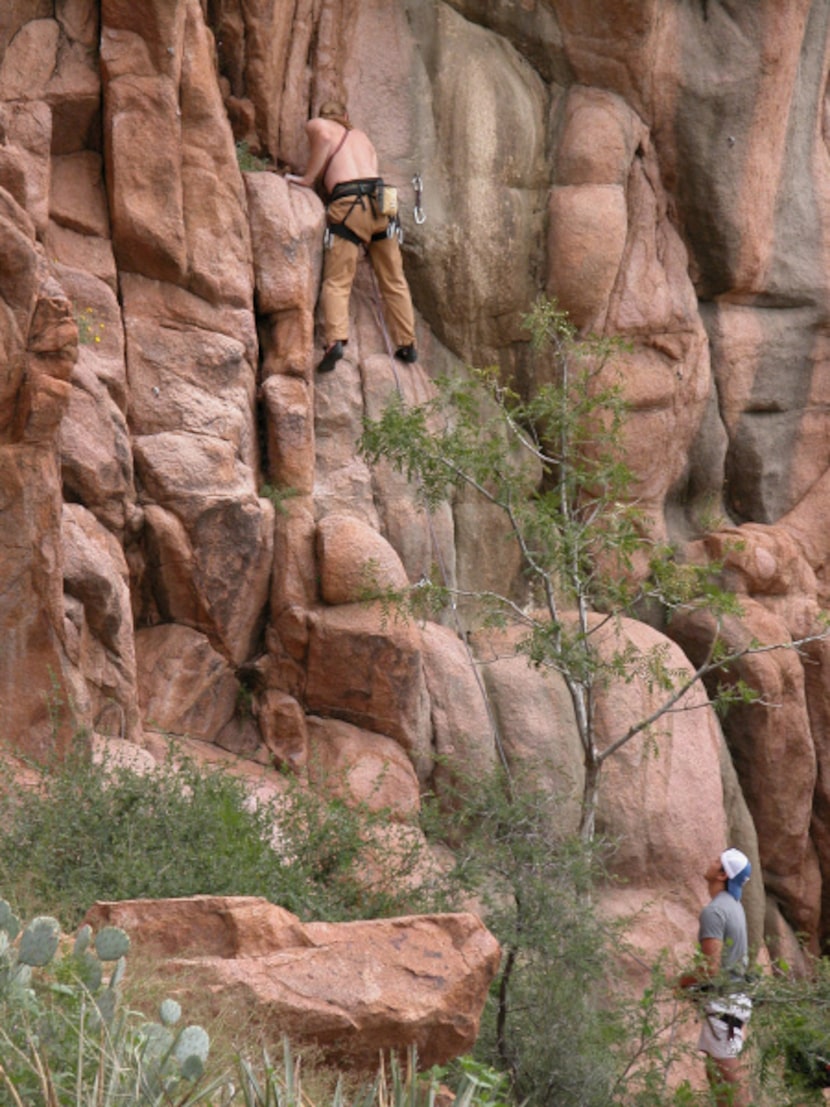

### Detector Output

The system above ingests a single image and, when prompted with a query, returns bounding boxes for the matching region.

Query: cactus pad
[0,899,20,940]
[175,1024,210,1080]
[108,955,126,989]
[76,949,104,991]
[18,916,60,966]
[159,997,182,1026]
[94,925,130,961]
[73,924,92,957]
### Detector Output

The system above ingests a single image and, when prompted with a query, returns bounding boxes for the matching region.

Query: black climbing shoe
[317,341,344,373]
[395,344,418,363]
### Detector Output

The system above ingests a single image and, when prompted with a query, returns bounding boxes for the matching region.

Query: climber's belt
[329,178,383,202]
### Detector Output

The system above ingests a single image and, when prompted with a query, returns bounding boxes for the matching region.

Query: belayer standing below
[678,848,754,1107]
[286,100,418,374]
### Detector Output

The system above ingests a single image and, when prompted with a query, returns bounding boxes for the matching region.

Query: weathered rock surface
[3,0,830,999]
[0,185,76,758]
[83,896,501,1069]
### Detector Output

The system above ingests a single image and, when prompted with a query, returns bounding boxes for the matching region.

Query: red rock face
[3,0,830,993]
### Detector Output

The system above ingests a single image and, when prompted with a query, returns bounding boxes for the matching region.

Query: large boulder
[136,623,240,744]
[83,896,501,1071]
[316,513,409,606]
[304,602,432,773]
[467,625,584,828]
[421,621,499,805]
[306,715,420,821]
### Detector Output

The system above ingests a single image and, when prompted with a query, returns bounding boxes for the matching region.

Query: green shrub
[259,483,300,516]
[236,141,272,172]
[0,745,439,930]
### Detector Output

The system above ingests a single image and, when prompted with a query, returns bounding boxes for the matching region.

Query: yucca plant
[234,1044,447,1107]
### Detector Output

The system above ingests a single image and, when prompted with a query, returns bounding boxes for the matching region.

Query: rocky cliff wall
[1,0,830,965]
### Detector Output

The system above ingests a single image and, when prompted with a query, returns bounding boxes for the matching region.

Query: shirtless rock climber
[286,100,418,374]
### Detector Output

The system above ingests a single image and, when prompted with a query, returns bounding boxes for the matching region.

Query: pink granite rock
[136,624,240,743]
[316,513,409,606]
[306,714,420,820]
[305,603,431,769]
[83,896,501,1070]
[0,189,77,758]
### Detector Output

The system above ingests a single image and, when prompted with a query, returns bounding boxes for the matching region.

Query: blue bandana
[726,861,751,901]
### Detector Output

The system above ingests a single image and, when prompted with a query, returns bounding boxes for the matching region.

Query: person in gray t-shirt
[679,847,753,1107]
[699,886,749,977]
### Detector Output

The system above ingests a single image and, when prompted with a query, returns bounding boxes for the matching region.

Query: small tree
[435,769,628,1107]
[360,298,827,839]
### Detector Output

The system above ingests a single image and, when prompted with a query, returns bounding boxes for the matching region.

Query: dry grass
[117,950,368,1101]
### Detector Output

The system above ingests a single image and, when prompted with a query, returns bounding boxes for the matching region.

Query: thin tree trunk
[579,755,601,841]
[496,943,517,1082]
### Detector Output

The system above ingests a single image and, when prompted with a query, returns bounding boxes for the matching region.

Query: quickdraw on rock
[412,173,426,225]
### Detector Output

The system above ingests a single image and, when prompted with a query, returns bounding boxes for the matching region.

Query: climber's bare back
[300,117,379,192]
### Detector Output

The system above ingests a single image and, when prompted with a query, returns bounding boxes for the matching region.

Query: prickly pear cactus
[18,916,61,966]
[76,949,104,991]
[73,923,92,956]
[138,1001,212,1094]
[0,899,131,1009]
[175,1024,210,1081]
[0,899,216,1101]
[68,923,130,1002]
[0,898,20,940]
[94,925,131,961]
[109,954,126,989]
[160,997,182,1025]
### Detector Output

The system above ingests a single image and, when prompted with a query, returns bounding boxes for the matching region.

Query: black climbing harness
[324,179,402,249]
[323,172,426,250]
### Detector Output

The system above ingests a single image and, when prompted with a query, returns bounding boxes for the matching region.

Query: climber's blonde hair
[318,100,352,129]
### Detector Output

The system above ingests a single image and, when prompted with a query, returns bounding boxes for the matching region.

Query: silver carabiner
[412,173,426,225]
[386,217,405,245]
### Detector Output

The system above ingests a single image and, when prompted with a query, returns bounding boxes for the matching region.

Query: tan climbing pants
[319,191,416,349]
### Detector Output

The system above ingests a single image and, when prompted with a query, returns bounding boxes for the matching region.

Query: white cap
[721,848,749,879]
